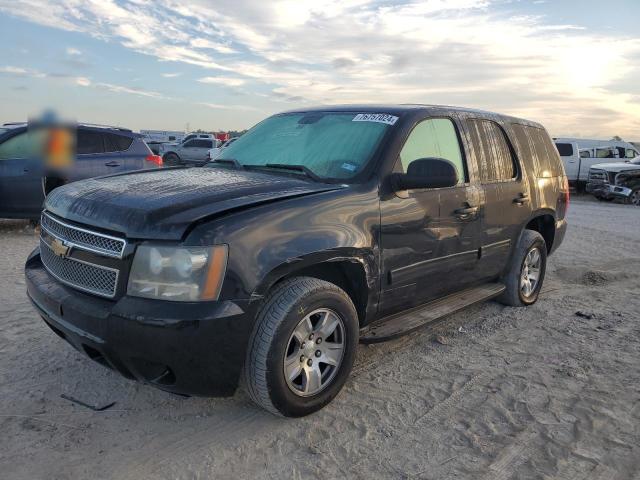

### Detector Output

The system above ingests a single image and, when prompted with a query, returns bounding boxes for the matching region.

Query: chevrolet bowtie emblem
[50,237,70,258]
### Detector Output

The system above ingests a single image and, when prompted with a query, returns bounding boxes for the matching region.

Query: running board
[360,283,505,344]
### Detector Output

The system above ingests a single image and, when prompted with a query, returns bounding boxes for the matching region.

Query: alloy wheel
[283,308,345,397]
[520,247,541,298]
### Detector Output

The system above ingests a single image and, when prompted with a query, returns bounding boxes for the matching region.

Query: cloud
[66,47,82,56]
[198,76,246,87]
[200,102,261,112]
[0,64,166,99]
[162,72,183,78]
[0,65,45,77]
[1,0,639,136]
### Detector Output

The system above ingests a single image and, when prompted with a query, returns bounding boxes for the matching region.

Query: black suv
[25,105,568,417]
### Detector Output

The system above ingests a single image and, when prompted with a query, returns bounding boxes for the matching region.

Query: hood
[591,161,640,173]
[45,167,343,240]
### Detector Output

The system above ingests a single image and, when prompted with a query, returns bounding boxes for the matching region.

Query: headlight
[127,244,228,302]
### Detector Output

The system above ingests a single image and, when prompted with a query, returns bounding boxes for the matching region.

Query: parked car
[0,123,162,220]
[161,135,218,166]
[25,105,568,417]
[586,157,640,205]
[140,130,185,155]
[553,140,636,191]
[206,137,238,161]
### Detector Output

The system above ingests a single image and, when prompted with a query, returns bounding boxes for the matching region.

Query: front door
[380,116,482,315]
[0,130,44,218]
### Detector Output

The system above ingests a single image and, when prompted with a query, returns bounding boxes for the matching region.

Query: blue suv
[0,123,162,219]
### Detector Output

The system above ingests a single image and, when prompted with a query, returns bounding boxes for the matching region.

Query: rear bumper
[25,250,255,397]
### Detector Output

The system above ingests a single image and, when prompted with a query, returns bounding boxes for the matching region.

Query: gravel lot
[1,197,639,480]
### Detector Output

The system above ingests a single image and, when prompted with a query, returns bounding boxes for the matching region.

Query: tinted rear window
[512,124,562,176]
[466,119,516,182]
[555,143,573,156]
[104,133,133,152]
[77,129,104,154]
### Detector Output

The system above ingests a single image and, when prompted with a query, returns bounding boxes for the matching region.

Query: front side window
[399,118,466,185]
[467,120,516,182]
[215,112,392,180]
[0,131,32,160]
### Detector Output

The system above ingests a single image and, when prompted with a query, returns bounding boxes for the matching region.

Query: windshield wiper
[261,163,321,181]
[209,158,244,169]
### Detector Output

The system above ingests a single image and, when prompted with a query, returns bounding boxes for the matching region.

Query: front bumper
[586,182,632,199]
[25,250,255,397]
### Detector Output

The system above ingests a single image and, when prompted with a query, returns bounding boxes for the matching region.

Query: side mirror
[390,157,459,191]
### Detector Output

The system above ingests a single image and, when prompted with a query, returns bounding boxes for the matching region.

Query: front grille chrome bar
[41,211,126,258]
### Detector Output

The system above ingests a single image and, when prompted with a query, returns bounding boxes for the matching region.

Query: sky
[0,0,639,139]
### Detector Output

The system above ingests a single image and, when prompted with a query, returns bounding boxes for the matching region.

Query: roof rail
[2,122,27,126]
[79,123,133,132]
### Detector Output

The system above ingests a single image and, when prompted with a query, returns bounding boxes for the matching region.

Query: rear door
[380,116,482,314]
[74,128,130,179]
[103,132,138,171]
[190,139,214,164]
[0,129,44,217]
[463,118,527,279]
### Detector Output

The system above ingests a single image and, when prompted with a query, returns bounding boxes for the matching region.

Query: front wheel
[629,188,640,206]
[244,277,359,417]
[498,230,547,307]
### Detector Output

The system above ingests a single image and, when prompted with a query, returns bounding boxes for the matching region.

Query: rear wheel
[630,189,640,206]
[163,152,181,166]
[498,230,547,307]
[245,276,358,417]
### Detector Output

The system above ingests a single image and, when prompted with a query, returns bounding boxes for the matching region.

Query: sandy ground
[0,197,639,480]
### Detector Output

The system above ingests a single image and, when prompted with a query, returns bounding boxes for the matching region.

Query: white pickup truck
[554,140,639,190]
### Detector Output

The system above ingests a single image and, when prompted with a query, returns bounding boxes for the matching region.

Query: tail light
[561,175,570,217]
[145,154,163,167]
[206,151,211,161]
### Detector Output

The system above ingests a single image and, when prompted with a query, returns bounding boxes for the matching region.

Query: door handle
[513,193,529,205]
[454,205,479,219]
[105,161,121,167]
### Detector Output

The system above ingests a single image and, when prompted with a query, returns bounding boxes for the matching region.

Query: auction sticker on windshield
[352,113,399,125]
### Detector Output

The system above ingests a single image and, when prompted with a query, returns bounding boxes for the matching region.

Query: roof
[276,104,543,128]
[2,121,132,133]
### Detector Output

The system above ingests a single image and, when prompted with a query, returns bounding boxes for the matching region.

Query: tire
[163,152,181,166]
[497,230,547,307]
[629,188,640,206]
[245,276,359,417]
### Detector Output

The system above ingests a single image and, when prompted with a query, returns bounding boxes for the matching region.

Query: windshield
[213,112,394,180]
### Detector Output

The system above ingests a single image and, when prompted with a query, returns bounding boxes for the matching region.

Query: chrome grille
[588,169,608,184]
[40,239,118,298]
[41,212,126,258]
